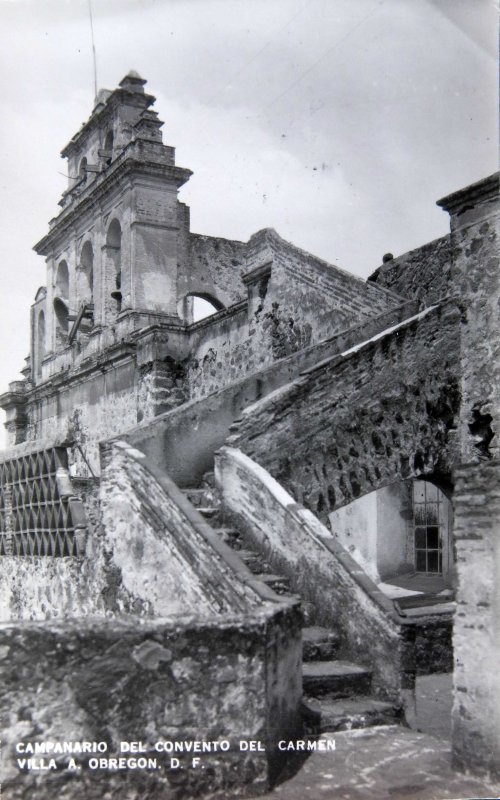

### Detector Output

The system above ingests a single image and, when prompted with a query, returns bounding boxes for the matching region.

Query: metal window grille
[413,481,442,574]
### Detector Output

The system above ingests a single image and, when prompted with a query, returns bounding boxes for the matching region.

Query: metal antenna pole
[88,0,98,98]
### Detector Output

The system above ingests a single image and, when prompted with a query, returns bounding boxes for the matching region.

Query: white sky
[0,0,497,449]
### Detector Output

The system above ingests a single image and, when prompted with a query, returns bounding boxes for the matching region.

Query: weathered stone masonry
[229,301,461,521]
[369,235,452,305]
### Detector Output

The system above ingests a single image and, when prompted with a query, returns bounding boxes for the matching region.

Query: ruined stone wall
[265,229,403,340]
[368,235,453,305]
[23,350,190,476]
[229,302,461,523]
[440,174,500,776]
[127,301,419,487]
[185,303,253,398]
[181,233,248,307]
[0,606,302,799]
[184,230,408,402]
[452,460,500,776]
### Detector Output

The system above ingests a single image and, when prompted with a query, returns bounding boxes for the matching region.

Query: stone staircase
[182,476,403,734]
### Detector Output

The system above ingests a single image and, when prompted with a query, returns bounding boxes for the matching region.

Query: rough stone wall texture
[448,184,499,463]
[10,224,408,470]
[186,304,253,399]
[368,236,452,305]
[185,228,404,402]
[0,609,302,799]
[215,447,404,699]
[442,175,500,776]
[126,301,418,488]
[229,302,461,523]
[259,229,403,340]
[452,460,500,777]
[136,357,187,423]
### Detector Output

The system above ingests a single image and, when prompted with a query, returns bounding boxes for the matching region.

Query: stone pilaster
[438,173,500,775]
[0,381,28,446]
[136,332,187,422]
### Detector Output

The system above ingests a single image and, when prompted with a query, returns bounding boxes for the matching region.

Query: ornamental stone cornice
[34,149,192,256]
[437,172,499,216]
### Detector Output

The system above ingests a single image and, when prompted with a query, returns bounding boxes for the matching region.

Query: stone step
[252,573,292,594]
[201,471,216,488]
[182,488,219,508]
[302,660,372,699]
[196,506,221,520]
[213,527,242,547]
[236,550,273,574]
[301,695,402,733]
[302,627,341,662]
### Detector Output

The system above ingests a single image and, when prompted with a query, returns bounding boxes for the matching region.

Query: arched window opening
[180,293,224,324]
[103,130,114,165]
[106,218,122,315]
[79,241,94,301]
[55,260,69,301]
[54,297,69,347]
[79,157,87,181]
[37,311,46,377]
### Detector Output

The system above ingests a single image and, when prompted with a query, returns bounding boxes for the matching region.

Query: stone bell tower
[35,70,192,363]
[0,73,193,465]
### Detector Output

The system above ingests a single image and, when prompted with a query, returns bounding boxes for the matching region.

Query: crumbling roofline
[60,88,156,158]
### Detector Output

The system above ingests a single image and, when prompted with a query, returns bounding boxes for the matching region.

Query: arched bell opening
[103,130,114,166]
[79,156,87,182]
[55,260,69,302]
[54,297,69,347]
[106,218,122,318]
[36,310,46,378]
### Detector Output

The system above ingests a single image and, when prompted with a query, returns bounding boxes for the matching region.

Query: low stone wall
[0,443,303,797]
[99,440,264,617]
[0,606,302,799]
[215,447,404,700]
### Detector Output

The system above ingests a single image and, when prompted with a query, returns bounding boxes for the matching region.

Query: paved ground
[249,675,499,800]
[251,726,499,800]
[410,673,453,740]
